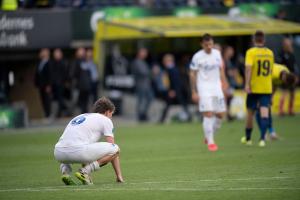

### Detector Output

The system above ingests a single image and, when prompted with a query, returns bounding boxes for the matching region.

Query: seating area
[19,0,299,9]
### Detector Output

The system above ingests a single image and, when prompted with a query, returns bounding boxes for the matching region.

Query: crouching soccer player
[255,64,298,140]
[54,97,124,185]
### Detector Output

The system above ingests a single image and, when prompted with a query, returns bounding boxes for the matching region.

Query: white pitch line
[1,187,300,193]
[0,176,295,193]
[123,176,292,185]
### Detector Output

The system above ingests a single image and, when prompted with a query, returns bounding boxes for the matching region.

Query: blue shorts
[246,94,272,110]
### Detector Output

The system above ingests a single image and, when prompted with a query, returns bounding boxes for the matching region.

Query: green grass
[0,116,300,200]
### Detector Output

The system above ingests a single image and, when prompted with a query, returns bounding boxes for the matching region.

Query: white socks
[61,161,101,175]
[60,163,72,175]
[203,117,215,145]
[213,116,222,134]
[81,161,100,174]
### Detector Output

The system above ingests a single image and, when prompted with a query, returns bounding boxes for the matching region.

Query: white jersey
[190,49,223,97]
[55,113,114,148]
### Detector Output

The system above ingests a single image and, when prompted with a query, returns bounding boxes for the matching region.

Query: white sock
[81,161,100,174]
[203,117,215,145]
[60,163,72,175]
[213,116,222,134]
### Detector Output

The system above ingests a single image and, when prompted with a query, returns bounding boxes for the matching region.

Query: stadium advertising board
[0,10,71,49]
[238,3,280,17]
[0,105,27,128]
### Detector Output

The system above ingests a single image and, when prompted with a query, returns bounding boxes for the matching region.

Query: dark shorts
[280,84,296,92]
[246,94,272,110]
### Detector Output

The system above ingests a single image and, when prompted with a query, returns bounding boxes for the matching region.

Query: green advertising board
[0,106,27,128]
[239,3,280,17]
[103,6,150,20]
[173,7,202,17]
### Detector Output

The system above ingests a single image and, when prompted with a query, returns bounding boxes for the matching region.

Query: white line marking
[1,187,300,192]
[124,176,292,185]
[0,176,296,193]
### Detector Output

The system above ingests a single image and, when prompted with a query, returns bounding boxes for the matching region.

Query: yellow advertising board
[230,90,300,119]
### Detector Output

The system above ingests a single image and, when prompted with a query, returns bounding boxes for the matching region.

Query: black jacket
[34,59,52,88]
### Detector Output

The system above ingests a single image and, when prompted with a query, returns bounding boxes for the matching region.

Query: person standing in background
[159,53,191,123]
[223,46,243,121]
[152,63,168,100]
[51,48,67,118]
[34,48,52,119]
[86,48,99,103]
[277,38,299,116]
[131,47,153,122]
[75,48,92,114]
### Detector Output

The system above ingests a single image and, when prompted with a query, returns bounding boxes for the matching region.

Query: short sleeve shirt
[55,113,114,147]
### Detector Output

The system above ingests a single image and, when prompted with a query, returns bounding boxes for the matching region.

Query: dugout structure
[94,15,300,115]
[94,14,300,70]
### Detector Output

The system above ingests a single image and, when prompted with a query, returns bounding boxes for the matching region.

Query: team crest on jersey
[203,63,216,71]
[71,116,86,125]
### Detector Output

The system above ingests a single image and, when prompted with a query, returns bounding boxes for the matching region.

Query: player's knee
[260,107,269,118]
[111,143,120,155]
[203,112,213,118]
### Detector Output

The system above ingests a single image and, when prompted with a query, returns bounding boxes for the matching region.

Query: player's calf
[75,145,120,185]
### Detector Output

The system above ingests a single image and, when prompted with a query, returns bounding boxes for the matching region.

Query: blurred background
[1,0,300,128]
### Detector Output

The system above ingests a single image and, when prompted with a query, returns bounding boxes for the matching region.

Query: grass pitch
[0,116,299,200]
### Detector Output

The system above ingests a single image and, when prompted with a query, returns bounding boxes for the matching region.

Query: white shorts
[199,96,226,113]
[54,142,119,164]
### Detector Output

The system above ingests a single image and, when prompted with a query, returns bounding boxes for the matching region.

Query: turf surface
[0,116,299,200]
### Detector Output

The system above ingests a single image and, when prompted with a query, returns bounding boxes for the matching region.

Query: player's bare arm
[189,69,199,103]
[105,136,124,183]
[245,64,252,94]
[220,63,229,94]
[111,154,124,183]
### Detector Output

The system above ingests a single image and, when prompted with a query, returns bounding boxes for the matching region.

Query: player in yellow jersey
[242,30,274,147]
[255,64,297,140]
[272,64,295,87]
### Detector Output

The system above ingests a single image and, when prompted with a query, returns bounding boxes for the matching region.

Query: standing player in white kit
[190,33,228,152]
[54,97,124,185]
